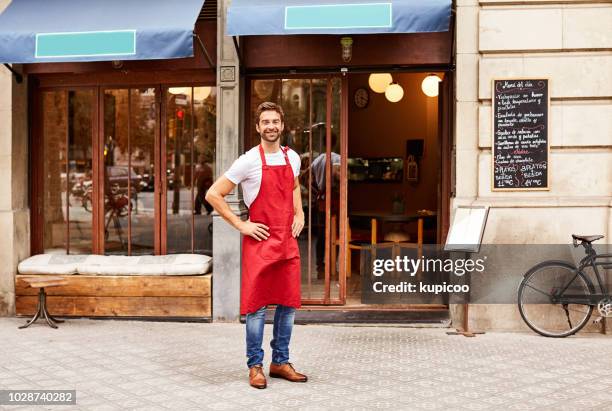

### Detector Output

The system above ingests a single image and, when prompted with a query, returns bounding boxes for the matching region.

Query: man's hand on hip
[292,213,304,238]
[238,220,270,241]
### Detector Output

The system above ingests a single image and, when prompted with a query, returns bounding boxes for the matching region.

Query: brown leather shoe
[269,362,308,382]
[249,365,267,389]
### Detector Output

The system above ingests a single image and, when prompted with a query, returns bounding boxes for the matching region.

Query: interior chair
[333,217,394,279]
[380,219,424,280]
[394,219,424,279]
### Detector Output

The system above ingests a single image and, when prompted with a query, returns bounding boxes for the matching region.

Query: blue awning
[227,0,451,36]
[0,0,205,63]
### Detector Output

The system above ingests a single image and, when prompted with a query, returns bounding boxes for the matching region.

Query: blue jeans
[245,305,295,368]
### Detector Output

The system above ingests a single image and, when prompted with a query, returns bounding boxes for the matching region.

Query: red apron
[240,145,301,315]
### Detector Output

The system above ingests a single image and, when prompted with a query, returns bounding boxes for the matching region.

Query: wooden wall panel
[16,275,211,297]
[16,296,211,318]
[243,32,453,70]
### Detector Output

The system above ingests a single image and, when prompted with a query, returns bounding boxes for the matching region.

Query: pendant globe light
[421,74,442,97]
[368,73,393,93]
[385,82,404,103]
[194,86,212,101]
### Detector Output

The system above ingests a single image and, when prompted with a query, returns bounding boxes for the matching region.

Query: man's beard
[260,130,281,143]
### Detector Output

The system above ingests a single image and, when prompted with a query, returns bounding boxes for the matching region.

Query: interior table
[348,210,437,244]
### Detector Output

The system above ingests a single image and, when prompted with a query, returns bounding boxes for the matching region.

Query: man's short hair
[255,102,284,125]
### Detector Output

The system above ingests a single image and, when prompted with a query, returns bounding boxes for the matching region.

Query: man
[205,102,307,389]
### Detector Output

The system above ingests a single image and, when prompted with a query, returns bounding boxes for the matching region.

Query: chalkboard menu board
[492,79,549,191]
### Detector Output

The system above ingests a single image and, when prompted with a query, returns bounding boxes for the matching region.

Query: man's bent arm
[206,176,270,241]
[205,176,243,230]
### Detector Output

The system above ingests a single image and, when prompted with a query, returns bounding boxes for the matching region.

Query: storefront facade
[0,0,219,319]
[454,0,612,330]
[213,0,455,321]
[0,0,610,330]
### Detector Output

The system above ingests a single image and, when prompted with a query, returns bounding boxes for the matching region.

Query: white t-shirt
[225,146,301,207]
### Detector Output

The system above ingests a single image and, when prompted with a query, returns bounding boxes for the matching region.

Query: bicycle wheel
[518,261,594,338]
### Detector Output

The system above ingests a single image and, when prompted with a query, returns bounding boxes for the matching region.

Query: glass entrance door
[248,76,347,304]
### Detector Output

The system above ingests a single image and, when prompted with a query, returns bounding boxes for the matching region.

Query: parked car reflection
[106,166,142,192]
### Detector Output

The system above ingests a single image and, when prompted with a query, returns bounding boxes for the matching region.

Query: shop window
[42,90,94,254]
[37,85,216,256]
[166,87,216,255]
[103,88,157,255]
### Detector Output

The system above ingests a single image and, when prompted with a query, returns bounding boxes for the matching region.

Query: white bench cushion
[18,254,212,276]
[77,255,144,275]
[17,254,89,275]
[162,254,213,275]
[78,254,212,276]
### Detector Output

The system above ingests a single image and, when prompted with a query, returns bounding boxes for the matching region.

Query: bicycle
[518,234,612,337]
[103,185,132,249]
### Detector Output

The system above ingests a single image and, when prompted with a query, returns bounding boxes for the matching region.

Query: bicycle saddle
[572,234,604,243]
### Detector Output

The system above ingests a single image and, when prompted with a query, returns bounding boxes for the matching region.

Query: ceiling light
[421,74,442,97]
[368,73,392,93]
[385,82,404,103]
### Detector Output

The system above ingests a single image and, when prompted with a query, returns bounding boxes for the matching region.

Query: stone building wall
[0,29,29,318]
[211,0,246,322]
[454,0,612,330]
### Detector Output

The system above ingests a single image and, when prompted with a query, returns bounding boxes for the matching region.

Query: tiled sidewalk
[1,318,612,410]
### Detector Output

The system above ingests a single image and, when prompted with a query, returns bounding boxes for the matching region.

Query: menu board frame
[491,78,550,192]
[444,206,490,253]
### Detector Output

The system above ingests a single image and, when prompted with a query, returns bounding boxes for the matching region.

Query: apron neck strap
[281,146,290,165]
[258,144,267,167]
[258,144,290,167]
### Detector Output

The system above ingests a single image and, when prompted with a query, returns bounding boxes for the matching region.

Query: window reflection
[40,85,216,257]
[193,87,216,255]
[103,88,156,255]
[166,86,216,254]
[129,88,156,255]
[68,90,94,254]
[104,89,130,253]
[43,90,94,254]
[43,91,68,253]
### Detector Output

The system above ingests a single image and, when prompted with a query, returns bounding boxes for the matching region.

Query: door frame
[244,70,454,306]
[244,74,349,305]
[437,71,454,245]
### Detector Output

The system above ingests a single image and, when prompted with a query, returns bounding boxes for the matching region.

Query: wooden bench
[16,274,212,320]
[16,253,213,320]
